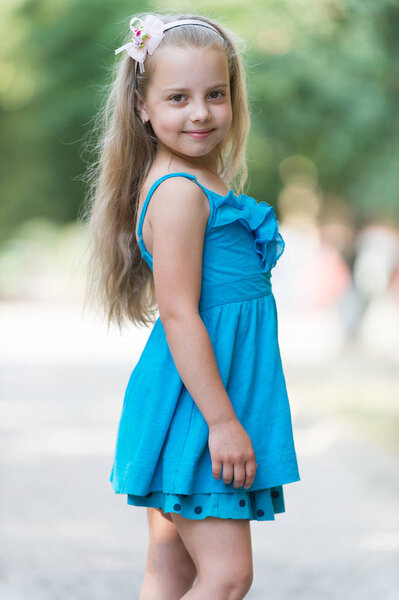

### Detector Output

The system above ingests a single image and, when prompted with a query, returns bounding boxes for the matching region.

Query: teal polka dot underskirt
[127,485,285,521]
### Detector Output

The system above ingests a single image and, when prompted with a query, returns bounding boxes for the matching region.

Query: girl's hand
[208,417,258,489]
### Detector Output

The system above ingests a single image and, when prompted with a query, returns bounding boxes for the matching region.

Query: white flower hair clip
[115,15,165,74]
[115,14,223,74]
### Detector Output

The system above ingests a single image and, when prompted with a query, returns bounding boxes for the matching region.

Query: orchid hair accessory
[115,14,222,74]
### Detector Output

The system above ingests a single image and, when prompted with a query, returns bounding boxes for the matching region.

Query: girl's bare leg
[170,512,253,600]
[139,507,197,600]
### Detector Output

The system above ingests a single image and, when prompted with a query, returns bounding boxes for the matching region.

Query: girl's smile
[183,128,215,138]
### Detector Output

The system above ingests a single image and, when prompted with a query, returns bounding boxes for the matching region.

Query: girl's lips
[183,129,214,138]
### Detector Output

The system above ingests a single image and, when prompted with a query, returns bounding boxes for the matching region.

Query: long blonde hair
[79,12,251,331]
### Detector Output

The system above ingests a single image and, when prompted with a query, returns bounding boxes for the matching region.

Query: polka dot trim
[127,485,285,521]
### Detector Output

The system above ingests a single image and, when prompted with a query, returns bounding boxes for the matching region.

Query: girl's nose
[190,101,211,121]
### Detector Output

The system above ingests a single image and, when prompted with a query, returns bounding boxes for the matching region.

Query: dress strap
[136,171,210,270]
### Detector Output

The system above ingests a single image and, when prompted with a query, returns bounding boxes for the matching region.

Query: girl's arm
[149,176,236,427]
[148,176,257,489]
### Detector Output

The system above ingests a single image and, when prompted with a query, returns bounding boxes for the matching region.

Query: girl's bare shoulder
[147,174,209,227]
[136,166,210,251]
[140,164,208,213]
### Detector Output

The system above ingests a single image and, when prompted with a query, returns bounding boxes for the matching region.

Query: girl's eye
[169,91,225,103]
[170,94,184,103]
[209,91,225,99]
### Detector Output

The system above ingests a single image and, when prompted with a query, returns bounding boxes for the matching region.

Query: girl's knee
[209,565,253,598]
[141,539,196,600]
[197,577,252,600]
[147,533,192,566]
[146,521,196,580]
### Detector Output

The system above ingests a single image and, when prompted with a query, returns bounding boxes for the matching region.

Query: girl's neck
[153,146,219,178]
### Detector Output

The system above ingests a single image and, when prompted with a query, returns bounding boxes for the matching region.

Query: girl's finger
[232,462,246,488]
[211,459,222,480]
[244,460,257,489]
[222,462,233,485]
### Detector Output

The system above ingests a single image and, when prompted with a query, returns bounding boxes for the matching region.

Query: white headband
[115,14,223,74]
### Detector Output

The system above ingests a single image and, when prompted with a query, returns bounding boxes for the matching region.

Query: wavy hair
[79,12,251,331]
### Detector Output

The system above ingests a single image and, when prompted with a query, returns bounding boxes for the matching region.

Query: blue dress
[109,171,300,521]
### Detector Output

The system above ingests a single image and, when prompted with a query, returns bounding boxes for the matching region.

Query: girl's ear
[134,90,149,123]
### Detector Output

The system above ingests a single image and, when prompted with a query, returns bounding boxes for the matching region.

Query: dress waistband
[199,272,272,312]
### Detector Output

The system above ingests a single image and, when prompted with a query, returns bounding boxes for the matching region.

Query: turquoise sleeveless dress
[109,171,301,521]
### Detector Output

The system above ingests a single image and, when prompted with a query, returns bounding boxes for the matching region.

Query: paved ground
[1,301,398,599]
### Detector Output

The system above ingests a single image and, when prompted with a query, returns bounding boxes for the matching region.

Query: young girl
[83,11,300,600]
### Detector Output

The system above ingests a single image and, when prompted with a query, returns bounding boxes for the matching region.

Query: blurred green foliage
[1,0,398,244]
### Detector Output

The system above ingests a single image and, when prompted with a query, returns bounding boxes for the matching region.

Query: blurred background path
[1,300,398,599]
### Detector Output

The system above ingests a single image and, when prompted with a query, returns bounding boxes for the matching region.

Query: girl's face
[139,45,232,168]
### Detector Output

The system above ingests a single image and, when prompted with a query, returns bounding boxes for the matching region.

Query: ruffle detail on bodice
[212,192,285,272]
